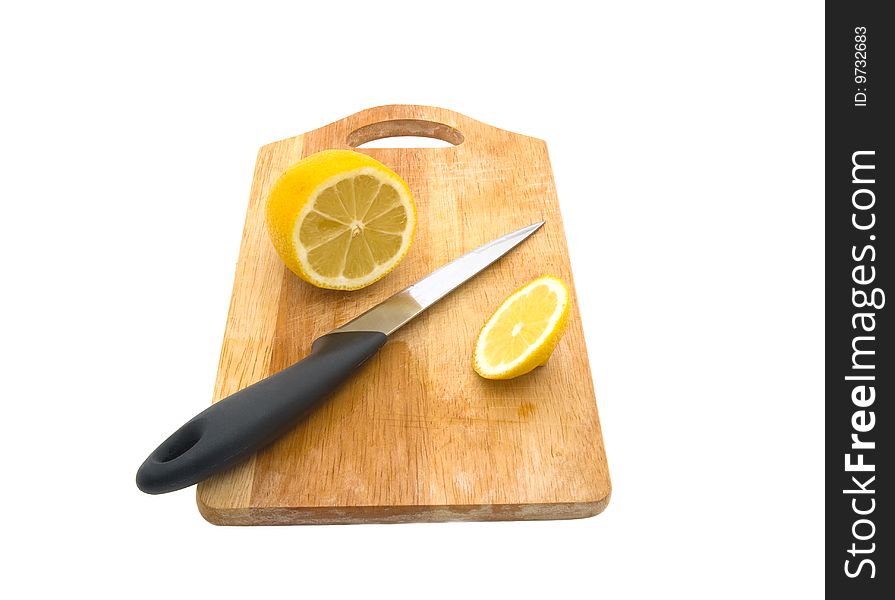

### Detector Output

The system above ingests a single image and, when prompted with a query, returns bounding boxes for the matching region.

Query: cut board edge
[260,104,548,153]
[197,493,611,526]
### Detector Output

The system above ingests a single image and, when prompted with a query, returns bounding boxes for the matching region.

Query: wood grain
[197,105,611,525]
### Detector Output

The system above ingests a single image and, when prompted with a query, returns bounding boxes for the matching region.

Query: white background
[1,1,823,598]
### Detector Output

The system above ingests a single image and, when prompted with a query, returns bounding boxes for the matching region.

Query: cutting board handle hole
[347,119,464,148]
[156,422,202,463]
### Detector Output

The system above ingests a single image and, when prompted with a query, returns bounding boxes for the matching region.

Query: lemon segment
[265,149,416,290]
[473,275,571,380]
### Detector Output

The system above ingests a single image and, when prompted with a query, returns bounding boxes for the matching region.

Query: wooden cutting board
[197,105,610,525]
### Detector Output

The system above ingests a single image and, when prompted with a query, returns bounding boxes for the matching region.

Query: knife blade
[136,221,544,494]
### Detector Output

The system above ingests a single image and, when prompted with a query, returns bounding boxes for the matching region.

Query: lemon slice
[266,149,416,290]
[473,275,570,380]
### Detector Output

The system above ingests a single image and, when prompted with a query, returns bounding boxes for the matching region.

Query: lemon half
[266,149,416,290]
[473,275,570,380]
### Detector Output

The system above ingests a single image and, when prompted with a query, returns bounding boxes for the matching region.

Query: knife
[136,221,544,494]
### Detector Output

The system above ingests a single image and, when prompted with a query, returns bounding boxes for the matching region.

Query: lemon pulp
[299,170,409,281]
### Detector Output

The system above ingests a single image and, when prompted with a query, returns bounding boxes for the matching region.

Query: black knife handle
[136,330,387,494]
